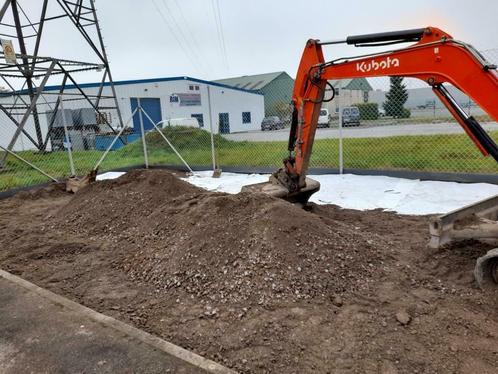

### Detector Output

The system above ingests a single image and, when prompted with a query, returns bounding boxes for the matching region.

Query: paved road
[224,121,498,142]
[0,276,206,374]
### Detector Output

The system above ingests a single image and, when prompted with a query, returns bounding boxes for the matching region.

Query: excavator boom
[243,26,498,203]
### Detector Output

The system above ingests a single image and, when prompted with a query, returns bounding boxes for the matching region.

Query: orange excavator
[244,26,498,204]
[243,26,498,282]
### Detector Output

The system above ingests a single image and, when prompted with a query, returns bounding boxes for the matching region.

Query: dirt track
[1,169,498,373]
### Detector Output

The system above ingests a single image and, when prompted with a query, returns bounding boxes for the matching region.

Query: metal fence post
[338,81,344,174]
[138,102,149,169]
[60,94,75,176]
[207,85,217,172]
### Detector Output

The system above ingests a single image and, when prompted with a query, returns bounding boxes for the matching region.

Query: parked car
[317,108,330,128]
[341,106,361,126]
[261,116,284,131]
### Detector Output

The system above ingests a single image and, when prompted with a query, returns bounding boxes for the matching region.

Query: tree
[355,103,379,120]
[383,77,410,118]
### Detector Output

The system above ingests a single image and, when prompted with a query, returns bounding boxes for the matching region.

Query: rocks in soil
[4,169,498,374]
[51,169,392,306]
[395,310,411,325]
[331,295,344,307]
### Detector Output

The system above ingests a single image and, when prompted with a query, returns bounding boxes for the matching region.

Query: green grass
[2,127,498,191]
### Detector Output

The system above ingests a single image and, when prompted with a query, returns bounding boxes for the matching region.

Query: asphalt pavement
[0,273,230,374]
[223,121,498,142]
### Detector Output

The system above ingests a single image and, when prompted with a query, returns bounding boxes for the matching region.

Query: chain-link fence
[218,47,498,177]
[1,48,497,193]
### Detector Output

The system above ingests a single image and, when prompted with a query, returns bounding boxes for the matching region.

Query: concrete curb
[0,269,237,374]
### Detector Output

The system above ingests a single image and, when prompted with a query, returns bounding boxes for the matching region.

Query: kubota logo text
[356,57,400,73]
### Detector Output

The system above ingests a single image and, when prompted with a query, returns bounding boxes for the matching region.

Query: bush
[399,108,411,119]
[355,103,379,120]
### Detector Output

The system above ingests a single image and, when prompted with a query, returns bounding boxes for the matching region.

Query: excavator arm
[287,26,498,191]
[242,26,498,284]
[242,26,498,203]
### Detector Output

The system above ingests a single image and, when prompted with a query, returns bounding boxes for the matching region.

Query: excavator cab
[243,26,498,205]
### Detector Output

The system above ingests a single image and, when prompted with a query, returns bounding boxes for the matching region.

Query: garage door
[130,98,162,134]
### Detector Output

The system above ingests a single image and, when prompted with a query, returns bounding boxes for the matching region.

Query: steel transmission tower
[0,0,123,166]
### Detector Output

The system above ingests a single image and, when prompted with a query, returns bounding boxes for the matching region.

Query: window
[191,113,204,128]
[189,85,200,91]
[189,85,194,90]
[242,111,251,124]
[195,85,200,91]
[170,95,179,103]
[363,90,369,103]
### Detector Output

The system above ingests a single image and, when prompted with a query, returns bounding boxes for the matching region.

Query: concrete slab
[0,271,235,374]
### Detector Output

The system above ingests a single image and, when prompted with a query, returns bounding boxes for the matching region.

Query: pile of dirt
[53,169,391,305]
[12,182,67,201]
[55,169,202,235]
[3,169,498,373]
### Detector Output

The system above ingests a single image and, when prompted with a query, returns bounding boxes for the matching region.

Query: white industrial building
[0,76,265,151]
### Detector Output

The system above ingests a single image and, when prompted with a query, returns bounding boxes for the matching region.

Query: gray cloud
[3,0,498,84]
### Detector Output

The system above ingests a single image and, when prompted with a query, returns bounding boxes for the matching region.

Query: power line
[215,0,229,70]
[159,0,209,75]
[210,0,229,71]
[171,0,213,72]
[151,0,203,76]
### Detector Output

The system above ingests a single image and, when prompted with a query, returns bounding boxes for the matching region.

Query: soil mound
[55,169,202,234]
[55,169,390,305]
[13,182,67,200]
[5,169,498,373]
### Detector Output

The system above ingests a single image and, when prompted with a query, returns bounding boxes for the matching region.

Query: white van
[318,108,330,128]
[161,117,199,129]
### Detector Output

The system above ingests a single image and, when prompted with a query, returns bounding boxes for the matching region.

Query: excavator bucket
[241,175,320,204]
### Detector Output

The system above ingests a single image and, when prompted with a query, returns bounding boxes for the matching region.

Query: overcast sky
[4,0,498,85]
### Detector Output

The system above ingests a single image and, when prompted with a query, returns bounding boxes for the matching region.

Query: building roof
[11,76,263,96]
[328,78,373,91]
[213,72,371,92]
[213,72,289,91]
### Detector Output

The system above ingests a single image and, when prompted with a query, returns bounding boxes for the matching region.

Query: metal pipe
[0,144,58,182]
[41,74,68,151]
[0,60,56,167]
[11,0,44,147]
[0,0,13,22]
[90,0,125,130]
[318,38,347,46]
[139,107,194,174]
[437,84,470,119]
[337,82,343,174]
[207,85,217,172]
[137,101,149,169]
[59,95,75,175]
